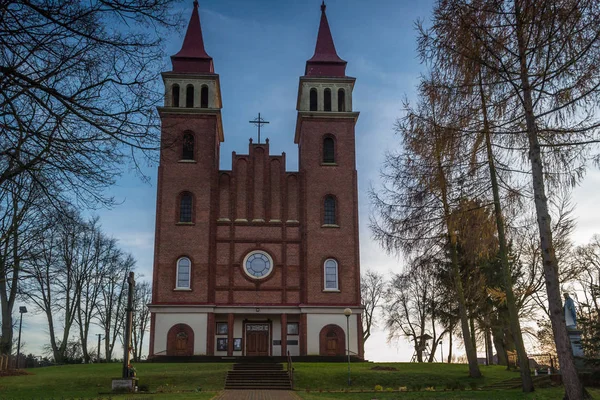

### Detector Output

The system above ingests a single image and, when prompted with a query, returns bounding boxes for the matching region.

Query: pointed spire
[305,2,347,77]
[171,1,214,74]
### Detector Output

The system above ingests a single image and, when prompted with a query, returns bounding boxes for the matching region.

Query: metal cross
[249,112,270,144]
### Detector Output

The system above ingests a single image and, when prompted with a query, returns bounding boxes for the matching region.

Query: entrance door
[246,323,269,356]
[326,331,339,356]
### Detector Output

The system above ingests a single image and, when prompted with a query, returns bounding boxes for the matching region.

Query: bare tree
[131,281,151,362]
[384,256,448,362]
[360,270,385,344]
[0,175,50,355]
[0,0,179,207]
[97,252,135,361]
[22,210,88,364]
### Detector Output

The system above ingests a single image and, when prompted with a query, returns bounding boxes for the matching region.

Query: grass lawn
[0,362,230,399]
[296,387,600,399]
[0,362,598,399]
[294,363,519,391]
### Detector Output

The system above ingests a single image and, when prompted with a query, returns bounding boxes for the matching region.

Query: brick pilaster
[281,313,287,356]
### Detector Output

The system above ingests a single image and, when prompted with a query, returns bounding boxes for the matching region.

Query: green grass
[0,362,598,399]
[293,363,519,391]
[297,387,600,399]
[0,362,230,399]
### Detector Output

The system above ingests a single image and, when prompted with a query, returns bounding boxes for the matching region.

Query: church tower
[150,0,223,355]
[295,1,363,357]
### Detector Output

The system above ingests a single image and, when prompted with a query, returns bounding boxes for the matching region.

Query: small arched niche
[309,88,318,111]
[172,84,180,107]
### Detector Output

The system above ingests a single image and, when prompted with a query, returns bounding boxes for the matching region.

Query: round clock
[243,250,273,279]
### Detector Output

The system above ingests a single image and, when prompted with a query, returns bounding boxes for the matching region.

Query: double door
[245,323,269,356]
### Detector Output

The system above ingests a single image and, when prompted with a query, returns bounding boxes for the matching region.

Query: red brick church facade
[148,1,363,359]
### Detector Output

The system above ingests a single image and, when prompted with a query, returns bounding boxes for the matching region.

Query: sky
[18,0,600,362]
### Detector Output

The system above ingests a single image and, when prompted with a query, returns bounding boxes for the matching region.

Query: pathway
[214,390,301,400]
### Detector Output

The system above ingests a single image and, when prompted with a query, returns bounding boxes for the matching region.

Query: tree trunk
[469,316,477,357]
[438,161,481,376]
[447,330,453,363]
[485,327,493,366]
[514,2,586,398]
[479,75,534,391]
[492,324,508,366]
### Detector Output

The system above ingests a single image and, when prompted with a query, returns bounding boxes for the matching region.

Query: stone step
[225,362,292,390]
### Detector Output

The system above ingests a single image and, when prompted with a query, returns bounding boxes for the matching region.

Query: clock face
[243,251,273,279]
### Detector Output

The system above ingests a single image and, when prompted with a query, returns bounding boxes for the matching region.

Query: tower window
[310,88,318,111]
[324,195,336,225]
[186,84,194,108]
[176,257,191,289]
[338,89,345,112]
[172,84,180,107]
[323,137,335,163]
[180,192,193,223]
[182,133,194,160]
[324,88,332,112]
[201,85,209,108]
[324,259,338,290]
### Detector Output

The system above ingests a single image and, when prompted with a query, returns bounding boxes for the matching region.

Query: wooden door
[246,324,269,356]
[326,332,338,356]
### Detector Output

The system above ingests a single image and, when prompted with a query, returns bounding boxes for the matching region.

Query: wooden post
[122,272,135,378]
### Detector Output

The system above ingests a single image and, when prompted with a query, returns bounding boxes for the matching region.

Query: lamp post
[16,306,27,369]
[343,308,352,386]
[439,340,443,363]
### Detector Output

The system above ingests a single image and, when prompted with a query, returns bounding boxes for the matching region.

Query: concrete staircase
[225,362,292,390]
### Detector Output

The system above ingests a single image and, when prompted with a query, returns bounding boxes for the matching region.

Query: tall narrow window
[186,84,194,108]
[176,257,191,289]
[324,88,332,111]
[172,84,180,107]
[324,259,338,290]
[200,85,209,108]
[337,88,345,112]
[310,88,318,111]
[324,195,336,225]
[180,192,193,222]
[182,133,194,160]
[323,137,335,163]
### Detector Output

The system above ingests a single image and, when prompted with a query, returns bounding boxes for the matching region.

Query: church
[148,1,363,359]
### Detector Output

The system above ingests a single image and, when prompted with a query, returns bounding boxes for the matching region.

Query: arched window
[337,88,345,112]
[323,137,335,163]
[172,84,180,107]
[180,192,193,222]
[186,84,194,108]
[176,257,191,289]
[182,133,194,160]
[324,195,336,225]
[324,88,332,112]
[310,88,318,111]
[324,259,338,290]
[200,85,209,108]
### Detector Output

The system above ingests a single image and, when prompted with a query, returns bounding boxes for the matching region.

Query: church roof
[171,1,214,74]
[305,2,347,77]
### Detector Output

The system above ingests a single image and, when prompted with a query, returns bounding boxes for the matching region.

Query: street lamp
[16,306,27,369]
[439,340,444,363]
[343,308,352,386]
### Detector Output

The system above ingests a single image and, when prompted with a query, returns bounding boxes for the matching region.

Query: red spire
[171,1,214,74]
[305,1,347,77]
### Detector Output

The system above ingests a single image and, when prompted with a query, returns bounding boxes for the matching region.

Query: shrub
[386,387,394,392]
[374,384,383,391]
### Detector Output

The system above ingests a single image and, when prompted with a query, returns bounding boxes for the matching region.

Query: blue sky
[20,0,600,362]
